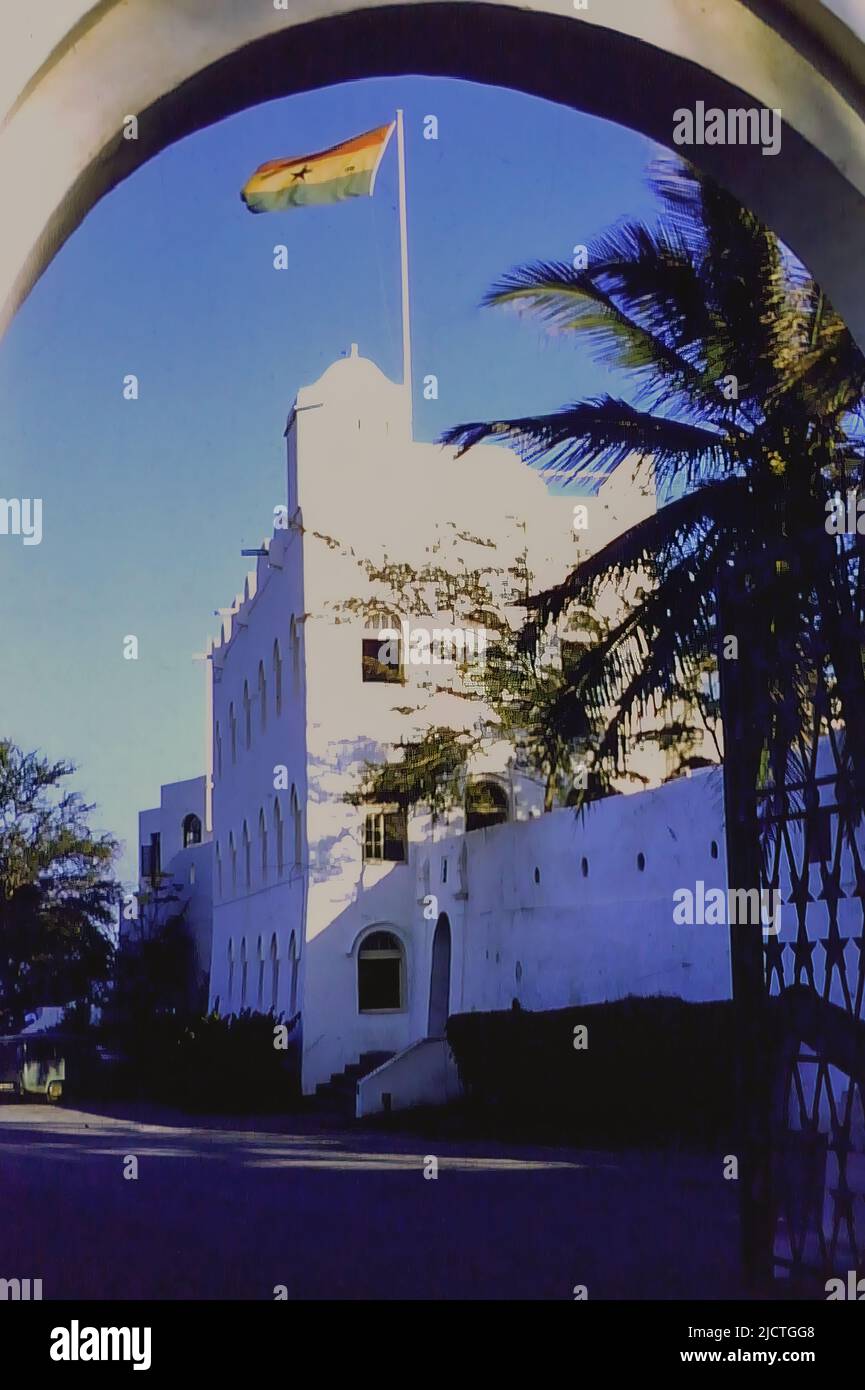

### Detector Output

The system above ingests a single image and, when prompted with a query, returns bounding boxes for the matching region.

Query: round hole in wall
[637,852,646,872]
[533,866,540,884]
[581,857,588,877]
[710,840,719,859]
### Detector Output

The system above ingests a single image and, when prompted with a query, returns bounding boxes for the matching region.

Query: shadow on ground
[0,1101,751,1299]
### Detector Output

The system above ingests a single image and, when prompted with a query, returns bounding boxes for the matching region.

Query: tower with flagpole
[241,111,413,431]
[395,109,412,429]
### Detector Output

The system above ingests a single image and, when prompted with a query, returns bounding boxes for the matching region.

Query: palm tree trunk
[811,533,865,800]
[716,566,774,1288]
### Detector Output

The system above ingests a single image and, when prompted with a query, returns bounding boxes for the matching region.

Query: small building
[136,775,212,1010]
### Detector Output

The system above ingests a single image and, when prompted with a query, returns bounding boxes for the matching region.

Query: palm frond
[440,395,749,491]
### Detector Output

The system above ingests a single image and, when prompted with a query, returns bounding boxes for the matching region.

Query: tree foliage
[0,741,117,1032]
[442,157,865,805]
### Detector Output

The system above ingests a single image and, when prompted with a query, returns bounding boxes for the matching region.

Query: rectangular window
[363,809,407,863]
[141,833,161,880]
[560,639,586,684]
[362,636,403,684]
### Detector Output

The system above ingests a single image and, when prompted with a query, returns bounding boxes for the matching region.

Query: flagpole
[395,109,412,431]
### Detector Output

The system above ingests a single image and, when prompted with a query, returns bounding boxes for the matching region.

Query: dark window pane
[364,811,406,861]
[560,640,586,683]
[362,637,402,683]
[358,956,401,1010]
[183,814,202,848]
[465,781,508,832]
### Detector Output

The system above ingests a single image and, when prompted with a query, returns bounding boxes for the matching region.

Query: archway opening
[427,913,452,1037]
[465,779,508,833]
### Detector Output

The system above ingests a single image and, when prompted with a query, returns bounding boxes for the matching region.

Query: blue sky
[0,76,665,887]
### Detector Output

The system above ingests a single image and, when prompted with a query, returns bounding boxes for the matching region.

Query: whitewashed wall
[208,526,306,1024]
[135,775,212,997]
[201,349,730,1094]
[414,766,733,1036]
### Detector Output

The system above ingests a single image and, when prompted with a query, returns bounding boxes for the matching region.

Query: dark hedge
[446,996,740,1145]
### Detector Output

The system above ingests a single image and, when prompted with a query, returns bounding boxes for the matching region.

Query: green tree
[106,904,197,1047]
[0,741,117,1032]
[442,157,865,811]
[340,541,621,816]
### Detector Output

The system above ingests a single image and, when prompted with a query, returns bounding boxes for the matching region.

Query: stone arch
[4,2,865,354]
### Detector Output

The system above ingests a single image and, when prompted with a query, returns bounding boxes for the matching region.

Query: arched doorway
[427,913,451,1038]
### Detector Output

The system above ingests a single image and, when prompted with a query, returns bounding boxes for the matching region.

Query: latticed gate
[728,673,865,1290]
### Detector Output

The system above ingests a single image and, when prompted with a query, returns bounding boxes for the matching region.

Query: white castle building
[138,348,732,1105]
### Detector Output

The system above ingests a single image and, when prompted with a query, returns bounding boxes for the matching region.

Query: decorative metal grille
[757,692,865,1285]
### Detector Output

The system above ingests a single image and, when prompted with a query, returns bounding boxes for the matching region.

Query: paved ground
[0,1101,747,1299]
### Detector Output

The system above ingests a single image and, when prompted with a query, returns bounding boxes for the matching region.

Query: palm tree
[442,158,865,822]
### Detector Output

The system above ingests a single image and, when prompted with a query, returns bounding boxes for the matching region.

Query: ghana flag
[241,121,395,213]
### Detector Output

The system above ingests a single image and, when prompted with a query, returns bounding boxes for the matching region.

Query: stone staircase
[313,1051,394,1117]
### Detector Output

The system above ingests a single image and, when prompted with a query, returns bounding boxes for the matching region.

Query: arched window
[182,812,202,848]
[274,798,284,876]
[256,935,265,1009]
[229,703,237,764]
[358,930,404,1012]
[215,722,222,778]
[465,779,509,832]
[243,681,251,750]
[291,786,302,867]
[227,938,234,1006]
[273,640,283,716]
[242,821,251,888]
[362,609,403,683]
[270,934,279,1012]
[258,660,267,733]
[240,938,248,1006]
[216,842,222,900]
[290,615,300,692]
[288,931,299,1016]
[229,833,237,894]
[259,808,268,885]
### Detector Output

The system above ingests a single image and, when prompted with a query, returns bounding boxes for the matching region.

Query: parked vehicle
[0,1034,65,1102]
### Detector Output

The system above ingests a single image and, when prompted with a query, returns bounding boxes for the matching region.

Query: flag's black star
[291,165,312,182]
